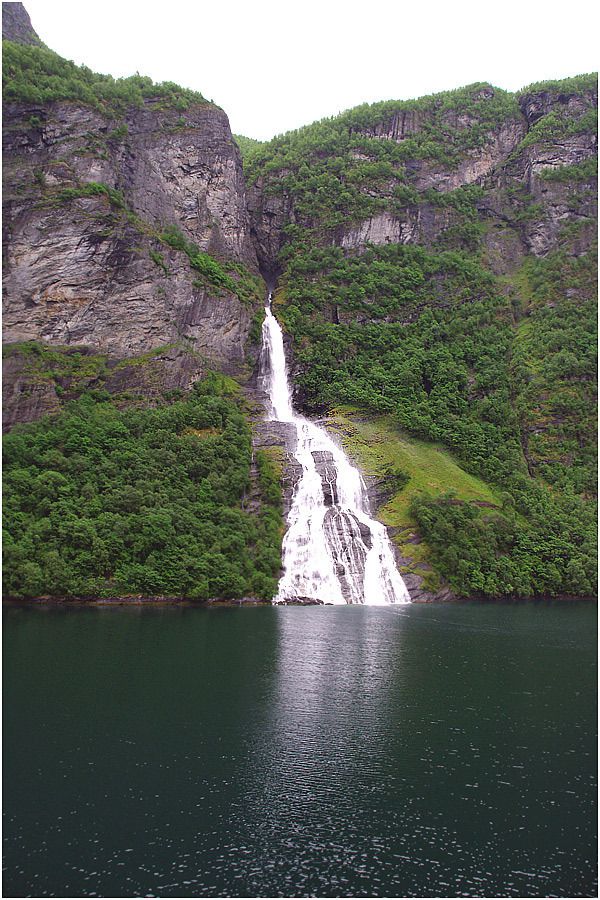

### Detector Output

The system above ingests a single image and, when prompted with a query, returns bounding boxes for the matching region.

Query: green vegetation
[241,72,597,599]
[245,82,520,172]
[538,157,598,182]
[328,406,498,523]
[273,238,596,597]
[242,73,596,240]
[48,180,129,209]
[3,39,209,112]
[517,107,597,150]
[2,340,207,408]
[3,376,282,601]
[516,73,598,96]
[411,490,596,597]
[2,341,109,392]
[278,242,523,485]
[190,252,234,289]
[35,178,149,244]
[510,248,597,496]
[3,61,596,601]
[234,134,264,158]
[510,78,598,155]
[242,83,520,229]
[160,225,263,304]
[149,249,169,274]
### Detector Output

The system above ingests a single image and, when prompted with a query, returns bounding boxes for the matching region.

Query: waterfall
[259,295,411,605]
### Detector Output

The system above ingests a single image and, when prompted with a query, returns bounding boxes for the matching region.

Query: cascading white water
[259,295,411,605]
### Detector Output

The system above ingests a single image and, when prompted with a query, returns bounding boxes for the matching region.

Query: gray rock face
[3,101,257,266]
[519,89,595,127]
[311,450,339,506]
[398,569,456,604]
[338,211,413,249]
[2,1,40,44]
[3,97,263,419]
[2,199,254,363]
[252,419,301,517]
[247,176,295,278]
[111,103,256,264]
[323,506,371,601]
[412,120,525,193]
[504,140,597,258]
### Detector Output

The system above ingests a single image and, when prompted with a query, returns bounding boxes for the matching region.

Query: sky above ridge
[24,0,599,141]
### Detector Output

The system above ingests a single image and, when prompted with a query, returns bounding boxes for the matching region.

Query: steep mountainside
[2,6,282,602]
[2,4,597,601]
[241,77,597,599]
[3,32,263,430]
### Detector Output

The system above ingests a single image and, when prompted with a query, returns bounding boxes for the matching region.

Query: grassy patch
[111,344,181,371]
[326,405,498,572]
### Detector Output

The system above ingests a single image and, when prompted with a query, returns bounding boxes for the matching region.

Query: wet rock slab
[275,596,325,606]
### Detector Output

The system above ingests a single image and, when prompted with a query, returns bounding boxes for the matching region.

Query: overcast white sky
[23,0,599,141]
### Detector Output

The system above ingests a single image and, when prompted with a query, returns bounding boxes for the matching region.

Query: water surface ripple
[3,603,597,897]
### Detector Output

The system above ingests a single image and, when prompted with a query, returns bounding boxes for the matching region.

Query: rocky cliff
[3,9,264,428]
[246,82,597,271]
[2,1,39,45]
[3,101,258,353]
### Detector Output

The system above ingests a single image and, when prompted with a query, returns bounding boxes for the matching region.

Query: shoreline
[3,594,597,608]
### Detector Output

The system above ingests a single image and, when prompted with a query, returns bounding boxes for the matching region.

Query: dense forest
[3,375,283,600]
[271,240,596,598]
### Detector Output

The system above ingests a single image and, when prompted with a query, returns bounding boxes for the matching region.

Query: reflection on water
[237,609,405,897]
[3,603,597,897]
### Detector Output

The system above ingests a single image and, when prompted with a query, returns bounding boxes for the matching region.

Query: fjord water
[3,603,596,898]
[259,297,410,604]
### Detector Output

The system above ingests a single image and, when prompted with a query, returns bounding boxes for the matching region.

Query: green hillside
[3,375,282,601]
[249,76,598,597]
[2,33,597,601]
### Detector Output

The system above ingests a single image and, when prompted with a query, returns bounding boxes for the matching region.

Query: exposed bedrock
[2,93,264,423]
[3,99,258,266]
[2,1,40,45]
[2,205,255,361]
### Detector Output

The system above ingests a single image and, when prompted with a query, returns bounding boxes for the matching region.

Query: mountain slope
[2,30,265,430]
[1,6,281,602]
[241,77,598,598]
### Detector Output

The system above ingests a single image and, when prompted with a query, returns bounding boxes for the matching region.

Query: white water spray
[259,295,411,605]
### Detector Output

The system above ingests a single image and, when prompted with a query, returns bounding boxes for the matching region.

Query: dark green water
[3,603,597,898]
